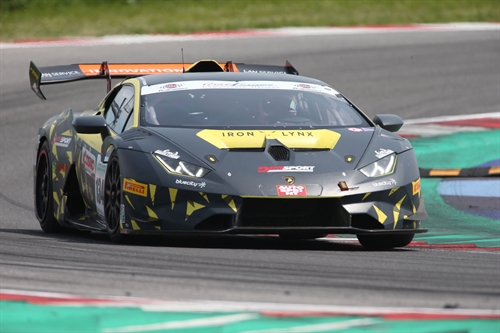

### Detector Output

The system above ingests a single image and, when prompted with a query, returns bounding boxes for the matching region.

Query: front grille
[238,198,350,228]
[268,145,290,161]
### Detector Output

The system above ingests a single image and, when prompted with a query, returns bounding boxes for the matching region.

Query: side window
[104,85,135,133]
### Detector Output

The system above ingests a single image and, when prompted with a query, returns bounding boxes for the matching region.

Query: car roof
[141,72,329,86]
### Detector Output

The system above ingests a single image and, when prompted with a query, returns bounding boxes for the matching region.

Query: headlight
[359,153,397,177]
[154,153,210,178]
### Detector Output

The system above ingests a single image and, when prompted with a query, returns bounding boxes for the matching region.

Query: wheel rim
[105,159,121,232]
[36,150,50,221]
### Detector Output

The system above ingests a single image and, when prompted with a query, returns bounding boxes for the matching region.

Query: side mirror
[373,114,404,132]
[73,115,110,141]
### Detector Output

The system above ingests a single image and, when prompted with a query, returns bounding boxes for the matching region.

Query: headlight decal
[153,153,210,178]
[359,153,397,177]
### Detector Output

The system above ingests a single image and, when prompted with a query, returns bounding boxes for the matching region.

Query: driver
[258,94,297,124]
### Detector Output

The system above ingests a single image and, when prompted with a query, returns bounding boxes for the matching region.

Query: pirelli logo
[123,178,148,197]
[412,178,421,196]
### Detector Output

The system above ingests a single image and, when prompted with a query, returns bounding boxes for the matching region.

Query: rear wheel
[35,141,63,233]
[104,152,125,243]
[357,233,414,250]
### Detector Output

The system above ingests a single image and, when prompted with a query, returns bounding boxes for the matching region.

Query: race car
[31,59,427,249]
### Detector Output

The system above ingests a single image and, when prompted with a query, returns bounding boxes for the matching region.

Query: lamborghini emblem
[284,176,295,184]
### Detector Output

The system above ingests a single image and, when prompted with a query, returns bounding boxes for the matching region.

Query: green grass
[1,0,499,42]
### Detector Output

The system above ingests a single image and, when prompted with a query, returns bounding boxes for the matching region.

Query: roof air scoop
[186,60,224,73]
[268,145,290,161]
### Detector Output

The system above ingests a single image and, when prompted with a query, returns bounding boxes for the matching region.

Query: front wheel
[35,141,62,233]
[357,233,414,250]
[104,152,126,243]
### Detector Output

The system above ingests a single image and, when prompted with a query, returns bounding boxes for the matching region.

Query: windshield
[141,80,370,128]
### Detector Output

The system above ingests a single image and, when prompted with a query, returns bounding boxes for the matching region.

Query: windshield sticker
[258,166,314,173]
[154,149,180,159]
[277,185,307,196]
[375,148,394,159]
[142,80,339,96]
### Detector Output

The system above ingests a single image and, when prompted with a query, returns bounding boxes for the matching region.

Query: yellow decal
[373,204,387,224]
[123,178,148,197]
[146,206,158,219]
[196,129,341,149]
[169,188,178,210]
[362,192,371,201]
[412,178,421,196]
[388,187,399,196]
[199,192,209,203]
[393,195,406,229]
[125,195,135,210]
[222,194,237,213]
[150,184,157,205]
[131,219,140,230]
[185,201,205,221]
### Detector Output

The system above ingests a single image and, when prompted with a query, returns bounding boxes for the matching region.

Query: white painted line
[240,318,379,333]
[404,112,500,124]
[102,313,258,333]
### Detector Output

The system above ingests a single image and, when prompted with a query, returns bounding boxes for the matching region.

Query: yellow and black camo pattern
[119,179,240,232]
[118,177,423,233]
[343,178,423,230]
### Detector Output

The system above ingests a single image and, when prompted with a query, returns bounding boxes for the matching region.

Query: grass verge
[1,0,499,42]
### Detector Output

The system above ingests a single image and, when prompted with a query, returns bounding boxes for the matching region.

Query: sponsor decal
[120,204,125,225]
[55,163,68,174]
[276,184,307,196]
[95,155,107,216]
[259,166,315,173]
[154,149,180,159]
[142,81,339,96]
[347,127,374,132]
[175,179,206,188]
[81,147,96,178]
[42,71,80,78]
[52,135,72,147]
[197,129,341,150]
[412,178,421,195]
[375,148,394,159]
[372,178,397,187]
[81,64,184,75]
[157,83,185,92]
[219,130,314,138]
[123,178,148,197]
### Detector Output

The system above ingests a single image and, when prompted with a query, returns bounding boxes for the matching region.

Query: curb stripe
[420,166,500,178]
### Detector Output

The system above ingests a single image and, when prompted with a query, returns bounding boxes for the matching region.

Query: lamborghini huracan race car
[31,59,427,248]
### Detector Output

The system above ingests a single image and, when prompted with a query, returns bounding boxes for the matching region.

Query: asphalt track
[0,26,499,331]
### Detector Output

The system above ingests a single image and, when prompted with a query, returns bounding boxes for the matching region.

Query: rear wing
[29,60,298,100]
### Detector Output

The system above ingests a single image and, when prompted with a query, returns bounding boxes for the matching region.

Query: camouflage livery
[31,60,427,248]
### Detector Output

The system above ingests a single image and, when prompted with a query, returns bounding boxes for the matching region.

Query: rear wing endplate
[29,60,298,100]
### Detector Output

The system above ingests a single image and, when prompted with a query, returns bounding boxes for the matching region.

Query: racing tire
[357,233,414,250]
[35,141,63,233]
[104,152,126,243]
[279,232,328,240]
